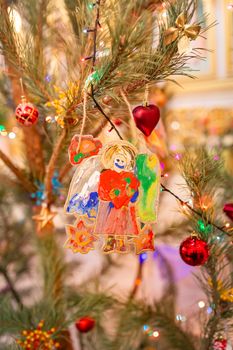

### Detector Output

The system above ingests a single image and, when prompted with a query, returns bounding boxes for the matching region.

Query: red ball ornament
[114,118,122,126]
[15,97,39,126]
[132,104,160,137]
[213,338,227,350]
[223,203,233,222]
[75,316,95,333]
[179,235,209,266]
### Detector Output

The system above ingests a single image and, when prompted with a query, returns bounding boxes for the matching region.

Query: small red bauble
[15,98,39,126]
[102,95,112,105]
[179,235,209,266]
[213,338,227,350]
[75,316,95,333]
[132,104,160,137]
[223,203,233,222]
[114,118,122,126]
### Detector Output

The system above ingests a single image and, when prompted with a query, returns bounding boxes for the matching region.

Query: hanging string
[19,78,26,100]
[77,90,88,153]
[144,84,149,106]
[120,89,138,145]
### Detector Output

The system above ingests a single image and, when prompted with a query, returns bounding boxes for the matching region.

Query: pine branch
[45,128,67,205]
[90,94,123,140]
[129,260,143,299]
[0,149,36,192]
[161,184,231,237]
[0,268,23,308]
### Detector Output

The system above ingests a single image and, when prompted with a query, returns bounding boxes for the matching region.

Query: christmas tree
[0,0,232,349]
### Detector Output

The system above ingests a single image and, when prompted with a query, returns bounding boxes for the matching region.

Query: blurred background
[0,0,232,349]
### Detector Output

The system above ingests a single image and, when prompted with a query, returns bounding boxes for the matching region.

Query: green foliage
[0,0,213,119]
[0,1,231,350]
[179,147,233,350]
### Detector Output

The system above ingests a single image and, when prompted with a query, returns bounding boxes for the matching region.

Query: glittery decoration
[15,98,39,126]
[16,320,60,350]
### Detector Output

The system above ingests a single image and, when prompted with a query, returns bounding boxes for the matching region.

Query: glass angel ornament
[64,135,161,254]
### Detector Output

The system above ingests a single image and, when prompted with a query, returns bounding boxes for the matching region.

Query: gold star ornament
[33,204,57,233]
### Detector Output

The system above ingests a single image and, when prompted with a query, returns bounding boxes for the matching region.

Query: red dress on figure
[94,169,140,236]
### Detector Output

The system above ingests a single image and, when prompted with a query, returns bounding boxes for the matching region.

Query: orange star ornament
[64,220,96,254]
[133,226,155,254]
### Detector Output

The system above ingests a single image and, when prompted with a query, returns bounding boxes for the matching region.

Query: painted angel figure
[64,135,161,254]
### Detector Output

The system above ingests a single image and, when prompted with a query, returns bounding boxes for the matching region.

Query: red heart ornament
[98,169,139,209]
[132,104,160,136]
[223,203,233,221]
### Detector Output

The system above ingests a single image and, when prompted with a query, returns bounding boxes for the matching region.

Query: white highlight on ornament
[171,121,180,130]
[227,3,233,10]
[198,301,205,308]
[8,8,22,33]
[153,331,159,338]
[8,132,16,139]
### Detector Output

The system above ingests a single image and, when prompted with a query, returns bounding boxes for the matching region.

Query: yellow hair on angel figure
[101,141,137,172]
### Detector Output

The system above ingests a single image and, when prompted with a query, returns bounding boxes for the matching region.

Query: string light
[88,3,96,10]
[153,331,160,338]
[83,28,96,33]
[1,126,19,139]
[169,144,178,151]
[143,325,149,332]
[175,153,182,160]
[227,3,233,10]
[135,278,142,286]
[143,325,160,338]
[81,55,93,62]
[8,132,16,139]
[139,252,147,264]
[198,301,205,309]
[225,222,230,228]
[176,314,186,322]
[45,74,52,83]
[171,121,180,130]
[1,130,7,137]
